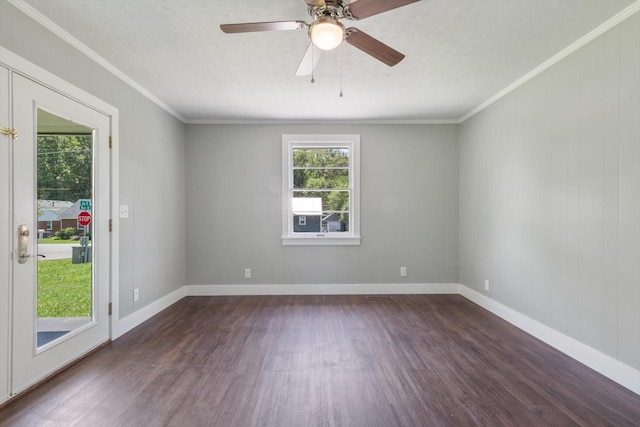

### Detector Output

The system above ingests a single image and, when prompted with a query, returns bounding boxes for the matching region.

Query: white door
[0,65,11,403]
[10,73,111,394]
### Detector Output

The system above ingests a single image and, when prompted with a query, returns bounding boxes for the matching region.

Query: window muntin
[282,135,360,245]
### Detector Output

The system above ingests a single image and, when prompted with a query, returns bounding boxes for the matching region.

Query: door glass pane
[36,109,94,348]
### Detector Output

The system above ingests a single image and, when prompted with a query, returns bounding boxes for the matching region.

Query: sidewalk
[37,243,73,260]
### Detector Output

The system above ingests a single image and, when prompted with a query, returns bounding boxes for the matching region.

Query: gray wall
[186,124,459,286]
[7,0,637,375]
[459,12,640,370]
[0,2,187,317]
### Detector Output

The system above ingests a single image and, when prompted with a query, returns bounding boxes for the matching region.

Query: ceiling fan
[220,0,420,76]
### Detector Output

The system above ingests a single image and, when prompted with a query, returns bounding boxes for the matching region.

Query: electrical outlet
[400,266,407,277]
[484,279,490,291]
[244,268,251,279]
[119,205,129,218]
[133,288,139,302]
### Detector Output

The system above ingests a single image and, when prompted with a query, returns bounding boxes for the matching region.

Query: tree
[292,147,350,222]
[37,135,92,202]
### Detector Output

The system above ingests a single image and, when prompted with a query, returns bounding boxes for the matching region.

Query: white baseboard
[458,285,640,396]
[185,283,459,296]
[112,287,186,339]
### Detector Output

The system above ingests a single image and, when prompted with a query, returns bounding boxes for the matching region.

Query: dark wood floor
[1,295,639,426]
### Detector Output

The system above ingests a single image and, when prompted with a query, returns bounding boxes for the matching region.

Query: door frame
[0,46,120,403]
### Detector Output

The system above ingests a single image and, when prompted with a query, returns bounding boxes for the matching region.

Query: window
[45,221,52,231]
[282,134,360,245]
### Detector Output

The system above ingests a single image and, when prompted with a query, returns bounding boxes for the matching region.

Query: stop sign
[78,211,92,226]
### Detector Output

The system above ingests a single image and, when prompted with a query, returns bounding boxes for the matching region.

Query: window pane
[323,212,349,233]
[36,112,94,348]
[293,168,349,189]
[293,191,349,212]
[291,213,350,233]
[293,148,350,168]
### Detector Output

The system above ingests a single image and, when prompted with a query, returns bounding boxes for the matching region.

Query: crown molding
[7,0,186,123]
[459,0,640,123]
[184,118,460,125]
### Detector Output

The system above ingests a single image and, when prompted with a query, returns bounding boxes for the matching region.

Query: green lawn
[37,259,92,318]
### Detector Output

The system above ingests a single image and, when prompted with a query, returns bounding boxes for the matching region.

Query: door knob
[17,224,30,264]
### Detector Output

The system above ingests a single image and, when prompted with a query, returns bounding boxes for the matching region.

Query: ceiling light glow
[310,18,345,51]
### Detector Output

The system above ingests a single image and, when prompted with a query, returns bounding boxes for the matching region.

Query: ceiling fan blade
[295,43,322,76]
[346,0,420,20]
[220,21,307,33]
[304,0,326,7]
[345,28,405,66]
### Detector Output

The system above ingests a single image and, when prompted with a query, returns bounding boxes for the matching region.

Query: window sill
[282,235,361,246]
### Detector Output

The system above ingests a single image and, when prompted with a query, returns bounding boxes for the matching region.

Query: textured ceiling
[17,0,639,122]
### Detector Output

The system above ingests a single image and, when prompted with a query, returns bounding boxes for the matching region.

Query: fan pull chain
[310,44,315,84]
[339,43,344,97]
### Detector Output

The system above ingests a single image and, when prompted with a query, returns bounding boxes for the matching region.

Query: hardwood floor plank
[1,295,639,426]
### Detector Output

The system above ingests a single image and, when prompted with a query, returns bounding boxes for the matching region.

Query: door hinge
[109,135,112,148]
[108,302,112,316]
[1,127,18,140]
[109,219,112,232]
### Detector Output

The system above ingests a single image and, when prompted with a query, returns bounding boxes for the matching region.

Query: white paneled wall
[460,13,640,369]
[617,13,640,366]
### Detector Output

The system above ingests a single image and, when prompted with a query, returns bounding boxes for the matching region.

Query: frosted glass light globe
[310,18,345,51]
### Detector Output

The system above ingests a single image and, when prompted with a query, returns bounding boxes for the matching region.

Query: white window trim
[282,134,361,246]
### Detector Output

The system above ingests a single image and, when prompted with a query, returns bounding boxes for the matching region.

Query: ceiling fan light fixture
[310,18,345,50]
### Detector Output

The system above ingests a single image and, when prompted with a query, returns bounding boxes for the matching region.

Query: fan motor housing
[308,0,346,20]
